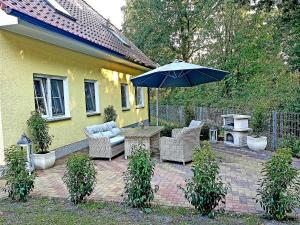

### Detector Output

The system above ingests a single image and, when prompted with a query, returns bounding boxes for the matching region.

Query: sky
[85,0,126,29]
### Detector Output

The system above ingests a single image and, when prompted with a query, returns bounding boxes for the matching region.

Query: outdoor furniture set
[84,120,204,164]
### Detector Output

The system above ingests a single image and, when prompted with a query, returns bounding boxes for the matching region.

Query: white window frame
[46,0,72,17]
[121,83,130,110]
[84,80,100,115]
[33,74,70,121]
[135,87,145,108]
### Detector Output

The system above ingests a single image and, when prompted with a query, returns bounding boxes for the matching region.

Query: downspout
[147,87,151,125]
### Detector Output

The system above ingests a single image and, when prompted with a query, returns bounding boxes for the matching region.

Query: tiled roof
[0,0,156,68]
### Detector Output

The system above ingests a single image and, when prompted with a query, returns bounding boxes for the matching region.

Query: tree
[123,0,223,64]
[122,0,299,111]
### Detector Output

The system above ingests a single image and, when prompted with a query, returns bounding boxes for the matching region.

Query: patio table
[122,126,164,159]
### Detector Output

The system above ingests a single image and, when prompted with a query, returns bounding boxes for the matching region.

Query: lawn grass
[0,197,299,225]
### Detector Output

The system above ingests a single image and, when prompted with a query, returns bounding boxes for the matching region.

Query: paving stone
[1,143,299,215]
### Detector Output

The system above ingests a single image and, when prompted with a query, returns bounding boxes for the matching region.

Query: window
[84,80,100,114]
[46,0,75,20]
[121,84,130,110]
[135,87,144,108]
[108,28,130,47]
[33,75,69,119]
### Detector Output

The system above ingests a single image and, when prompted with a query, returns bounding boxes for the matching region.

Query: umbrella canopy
[131,60,229,88]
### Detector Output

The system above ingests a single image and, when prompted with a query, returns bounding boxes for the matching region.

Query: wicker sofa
[160,120,203,165]
[84,121,124,160]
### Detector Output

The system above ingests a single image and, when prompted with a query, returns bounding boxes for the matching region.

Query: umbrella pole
[156,88,159,126]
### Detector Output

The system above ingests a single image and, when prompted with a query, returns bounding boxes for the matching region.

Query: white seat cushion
[101,131,114,138]
[111,128,121,137]
[90,132,103,138]
[110,135,124,146]
[188,120,202,128]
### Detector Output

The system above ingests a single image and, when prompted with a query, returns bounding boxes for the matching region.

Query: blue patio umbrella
[131,60,229,125]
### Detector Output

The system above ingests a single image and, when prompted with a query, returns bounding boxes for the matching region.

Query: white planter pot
[247,136,267,151]
[33,151,56,170]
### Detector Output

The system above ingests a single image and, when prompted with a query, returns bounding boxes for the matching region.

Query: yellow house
[0,0,156,166]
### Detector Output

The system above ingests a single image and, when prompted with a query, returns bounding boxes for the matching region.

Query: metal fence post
[272,111,277,151]
[179,106,184,126]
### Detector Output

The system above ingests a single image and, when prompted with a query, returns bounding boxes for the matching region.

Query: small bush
[251,107,267,137]
[2,145,35,201]
[179,141,229,216]
[256,148,300,220]
[123,144,158,208]
[104,105,117,122]
[279,136,300,158]
[161,121,181,137]
[63,154,96,204]
[27,111,53,154]
[184,103,195,127]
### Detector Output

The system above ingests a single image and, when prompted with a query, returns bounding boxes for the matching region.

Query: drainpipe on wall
[147,87,151,125]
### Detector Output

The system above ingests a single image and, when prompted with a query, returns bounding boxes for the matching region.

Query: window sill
[87,112,101,117]
[136,106,145,109]
[46,116,72,122]
[122,108,131,112]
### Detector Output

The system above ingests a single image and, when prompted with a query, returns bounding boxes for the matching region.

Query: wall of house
[0,98,4,165]
[0,30,149,165]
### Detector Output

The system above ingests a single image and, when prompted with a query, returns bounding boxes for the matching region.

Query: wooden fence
[150,104,300,150]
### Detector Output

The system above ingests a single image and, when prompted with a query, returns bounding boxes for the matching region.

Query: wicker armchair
[160,126,202,165]
[84,121,124,161]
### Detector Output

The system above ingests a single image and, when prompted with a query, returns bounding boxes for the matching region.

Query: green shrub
[63,154,96,204]
[27,111,53,154]
[251,107,267,137]
[256,148,300,220]
[184,103,196,127]
[179,141,229,216]
[161,121,181,137]
[123,144,158,208]
[2,145,35,201]
[279,136,300,158]
[200,124,210,140]
[104,105,117,122]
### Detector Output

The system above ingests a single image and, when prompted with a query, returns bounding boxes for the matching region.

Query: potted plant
[247,107,268,151]
[27,111,54,169]
[104,105,117,122]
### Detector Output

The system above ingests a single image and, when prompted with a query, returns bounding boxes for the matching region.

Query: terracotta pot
[247,136,267,151]
[33,151,56,169]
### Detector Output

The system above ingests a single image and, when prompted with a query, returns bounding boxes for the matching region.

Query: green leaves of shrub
[256,148,300,220]
[279,136,300,158]
[104,105,117,122]
[27,111,53,154]
[2,145,35,201]
[63,154,96,204]
[179,141,229,216]
[123,144,158,208]
[251,107,267,137]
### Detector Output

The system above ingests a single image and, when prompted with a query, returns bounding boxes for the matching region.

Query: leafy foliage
[63,154,96,204]
[123,144,158,208]
[2,145,35,201]
[27,111,53,154]
[279,136,300,158]
[123,0,299,112]
[184,103,195,127]
[179,141,229,216]
[256,148,300,220]
[251,107,268,137]
[104,105,117,122]
[151,119,180,137]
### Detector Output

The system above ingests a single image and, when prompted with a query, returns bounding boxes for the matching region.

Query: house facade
[0,0,155,165]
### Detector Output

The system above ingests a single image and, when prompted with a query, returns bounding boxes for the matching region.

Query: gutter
[2,6,154,70]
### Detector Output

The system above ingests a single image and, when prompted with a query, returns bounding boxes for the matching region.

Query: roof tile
[0,0,155,68]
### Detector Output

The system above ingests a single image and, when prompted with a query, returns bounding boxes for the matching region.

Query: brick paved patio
[1,143,300,215]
